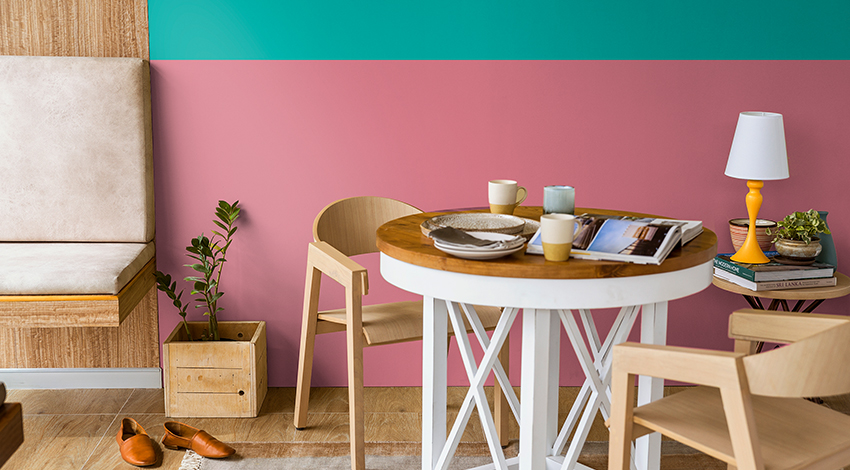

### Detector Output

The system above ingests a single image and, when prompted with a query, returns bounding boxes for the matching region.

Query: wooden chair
[609,308,850,470]
[294,196,512,470]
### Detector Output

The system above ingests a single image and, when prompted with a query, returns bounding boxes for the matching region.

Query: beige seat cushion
[0,55,154,243]
[0,242,154,295]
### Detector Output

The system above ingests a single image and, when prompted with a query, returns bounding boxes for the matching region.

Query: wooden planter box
[163,321,268,418]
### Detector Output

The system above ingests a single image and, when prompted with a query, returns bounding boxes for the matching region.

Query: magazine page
[527,213,684,264]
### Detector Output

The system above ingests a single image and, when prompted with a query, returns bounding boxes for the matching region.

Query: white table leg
[548,309,561,446]
[519,309,560,470]
[634,302,668,470]
[423,296,448,470]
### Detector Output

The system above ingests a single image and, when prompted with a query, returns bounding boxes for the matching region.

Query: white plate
[434,243,525,260]
[433,231,525,251]
[434,232,526,260]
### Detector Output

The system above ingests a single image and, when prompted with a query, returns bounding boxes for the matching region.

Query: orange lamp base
[730,180,770,264]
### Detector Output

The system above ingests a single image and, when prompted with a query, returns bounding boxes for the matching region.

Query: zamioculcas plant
[154,200,241,341]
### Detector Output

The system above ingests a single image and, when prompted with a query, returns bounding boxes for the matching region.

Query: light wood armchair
[294,196,511,470]
[609,309,850,470]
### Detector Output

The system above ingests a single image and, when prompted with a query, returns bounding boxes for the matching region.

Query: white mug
[540,213,576,262]
[488,180,527,215]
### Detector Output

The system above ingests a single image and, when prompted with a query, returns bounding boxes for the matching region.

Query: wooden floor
[3,387,847,470]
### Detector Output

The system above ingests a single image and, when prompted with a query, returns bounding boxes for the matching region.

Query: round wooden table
[377,207,717,470]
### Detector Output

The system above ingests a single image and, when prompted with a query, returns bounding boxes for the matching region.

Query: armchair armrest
[728,309,849,345]
[612,343,745,389]
[307,242,368,295]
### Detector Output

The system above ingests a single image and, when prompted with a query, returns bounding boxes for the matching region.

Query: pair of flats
[116,418,235,467]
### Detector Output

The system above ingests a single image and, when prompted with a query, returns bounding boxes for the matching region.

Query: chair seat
[318,301,503,346]
[0,242,154,295]
[634,386,850,470]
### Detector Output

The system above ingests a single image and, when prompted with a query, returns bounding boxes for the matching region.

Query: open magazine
[527,213,703,265]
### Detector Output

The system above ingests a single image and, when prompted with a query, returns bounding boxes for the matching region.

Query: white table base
[423,301,664,470]
[380,253,713,470]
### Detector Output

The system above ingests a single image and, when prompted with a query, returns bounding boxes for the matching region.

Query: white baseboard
[0,368,162,389]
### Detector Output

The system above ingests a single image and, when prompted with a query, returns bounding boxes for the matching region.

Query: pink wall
[150,60,850,387]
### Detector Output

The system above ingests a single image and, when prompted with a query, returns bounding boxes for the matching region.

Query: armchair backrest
[0,55,154,243]
[313,196,421,256]
[743,319,850,398]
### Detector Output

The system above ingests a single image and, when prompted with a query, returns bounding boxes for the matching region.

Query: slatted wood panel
[0,0,149,59]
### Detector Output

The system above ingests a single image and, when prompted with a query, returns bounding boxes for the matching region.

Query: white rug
[179,450,496,469]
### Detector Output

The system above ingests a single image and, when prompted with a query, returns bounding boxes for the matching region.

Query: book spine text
[713,257,756,281]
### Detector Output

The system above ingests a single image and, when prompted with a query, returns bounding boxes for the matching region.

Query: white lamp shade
[725,112,790,180]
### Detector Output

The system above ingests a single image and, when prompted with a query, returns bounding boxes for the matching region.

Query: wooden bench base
[0,261,159,369]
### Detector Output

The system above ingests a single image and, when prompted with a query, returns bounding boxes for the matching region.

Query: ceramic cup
[540,213,576,262]
[543,185,576,215]
[488,180,527,215]
[729,218,776,252]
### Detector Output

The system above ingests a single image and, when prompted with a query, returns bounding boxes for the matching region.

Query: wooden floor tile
[287,386,423,414]
[119,388,165,414]
[288,412,423,443]
[8,389,133,415]
[5,414,116,470]
[257,387,296,414]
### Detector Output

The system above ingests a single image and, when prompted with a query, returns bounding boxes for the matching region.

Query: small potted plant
[767,209,831,262]
[155,200,267,418]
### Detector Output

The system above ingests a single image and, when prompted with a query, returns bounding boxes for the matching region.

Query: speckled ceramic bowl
[422,213,526,235]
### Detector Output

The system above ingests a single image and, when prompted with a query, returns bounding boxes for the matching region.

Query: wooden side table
[712,272,850,313]
[713,272,850,354]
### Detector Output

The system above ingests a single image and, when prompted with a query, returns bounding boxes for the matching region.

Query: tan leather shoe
[161,421,235,458]
[116,418,157,466]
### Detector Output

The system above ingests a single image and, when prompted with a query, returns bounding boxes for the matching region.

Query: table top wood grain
[376,206,717,280]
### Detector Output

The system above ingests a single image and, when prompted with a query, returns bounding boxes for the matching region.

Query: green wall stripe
[149,0,850,60]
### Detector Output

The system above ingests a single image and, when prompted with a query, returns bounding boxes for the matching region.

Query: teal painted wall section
[149,0,850,60]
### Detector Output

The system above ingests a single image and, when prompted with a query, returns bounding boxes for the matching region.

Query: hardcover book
[713,267,837,291]
[714,253,835,282]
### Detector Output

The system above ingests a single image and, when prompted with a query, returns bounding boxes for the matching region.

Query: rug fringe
[178,450,204,470]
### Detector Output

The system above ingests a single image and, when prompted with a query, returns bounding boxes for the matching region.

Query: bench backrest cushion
[0,56,154,242]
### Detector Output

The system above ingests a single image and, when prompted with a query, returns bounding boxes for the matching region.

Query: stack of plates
[433,231,526,260]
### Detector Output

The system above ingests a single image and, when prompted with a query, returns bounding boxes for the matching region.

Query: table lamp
[725,111,789,264]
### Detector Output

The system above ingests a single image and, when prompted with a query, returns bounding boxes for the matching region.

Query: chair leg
[294,266,322,430]
[608,371,636,470]
[495,333,510,447]
[346,284,366,470]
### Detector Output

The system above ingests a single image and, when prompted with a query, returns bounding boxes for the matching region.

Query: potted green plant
[154,200,267,418]
[154,200,241,341]
[767,209,831,261]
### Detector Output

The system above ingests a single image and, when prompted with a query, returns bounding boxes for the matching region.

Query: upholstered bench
[0,56,159,387]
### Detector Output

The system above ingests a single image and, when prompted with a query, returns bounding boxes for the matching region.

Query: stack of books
[714,252,836,291]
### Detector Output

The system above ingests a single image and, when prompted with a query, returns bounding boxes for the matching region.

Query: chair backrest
[743,319,850,398]
[313,196,421,256]
[0,55,154,243]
